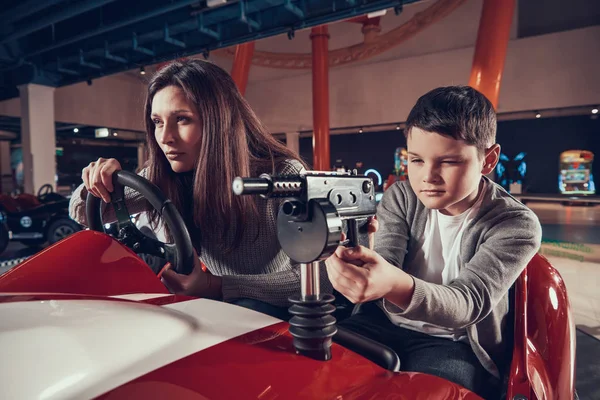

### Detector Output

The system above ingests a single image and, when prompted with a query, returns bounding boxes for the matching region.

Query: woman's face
[151,85,202,173]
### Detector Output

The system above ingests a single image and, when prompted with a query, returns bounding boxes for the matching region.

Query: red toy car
[0,171,576,399]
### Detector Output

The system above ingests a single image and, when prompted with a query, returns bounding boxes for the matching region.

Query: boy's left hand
[326,245,402,304]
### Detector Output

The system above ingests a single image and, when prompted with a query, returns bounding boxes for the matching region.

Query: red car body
[0,230,575,399]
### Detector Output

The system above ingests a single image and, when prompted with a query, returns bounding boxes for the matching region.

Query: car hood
[0,294,280,400]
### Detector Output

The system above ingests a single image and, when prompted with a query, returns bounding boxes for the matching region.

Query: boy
[325,86,542,399]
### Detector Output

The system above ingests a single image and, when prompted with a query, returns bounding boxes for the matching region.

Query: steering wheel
[85,170,195,275]
[37,184,54,201]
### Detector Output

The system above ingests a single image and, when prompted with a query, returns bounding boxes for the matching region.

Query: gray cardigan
[68,159,332,307]
[372,177,542,378]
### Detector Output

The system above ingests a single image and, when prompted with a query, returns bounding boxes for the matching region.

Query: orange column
[230,42,255,96]
[468,0,516,109]
[310,26,330,171]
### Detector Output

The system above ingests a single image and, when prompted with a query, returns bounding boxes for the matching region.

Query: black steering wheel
[37,184,54,201]
[85,170,195,275]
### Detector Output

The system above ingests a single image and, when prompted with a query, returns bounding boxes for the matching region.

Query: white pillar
[0,141,12,194]
[137,142,148,171]
[18,84,56,194]
[285,132,300,155]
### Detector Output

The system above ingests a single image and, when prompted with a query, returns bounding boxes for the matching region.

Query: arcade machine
[332,159,349,174]
[559,150,595,195]
[383,147,408,191]
[495,152,527,194]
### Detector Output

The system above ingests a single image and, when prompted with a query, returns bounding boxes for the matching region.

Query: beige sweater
[69,159,331,307]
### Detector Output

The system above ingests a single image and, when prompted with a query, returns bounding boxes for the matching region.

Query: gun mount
[233,170,377,361]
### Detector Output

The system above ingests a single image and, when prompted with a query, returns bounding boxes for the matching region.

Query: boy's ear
[482,144,501,175]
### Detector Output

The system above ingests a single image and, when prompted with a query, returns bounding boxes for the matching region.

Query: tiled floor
[529,202,600,227]
[546,254,600,339]
[527,202,600,340]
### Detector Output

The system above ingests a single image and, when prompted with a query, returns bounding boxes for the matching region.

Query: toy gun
[233,170,377,361]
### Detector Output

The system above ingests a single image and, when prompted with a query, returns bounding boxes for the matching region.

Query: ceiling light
[358,128,363,133]
[396,125,400,130]
[367,10,387,18]
[73,128,79,133]
[140,66,146,75]
[535,113,541,119]
[113,132,118,136]
[592,108,599,115]
[95,128,109,138]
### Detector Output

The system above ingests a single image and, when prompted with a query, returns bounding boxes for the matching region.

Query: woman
[69,59,319,320]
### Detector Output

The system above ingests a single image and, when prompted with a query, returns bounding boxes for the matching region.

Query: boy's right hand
[82,157,122,203]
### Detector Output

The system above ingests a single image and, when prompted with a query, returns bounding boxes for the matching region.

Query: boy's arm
[372,184,410,268]
[383,211,542,329]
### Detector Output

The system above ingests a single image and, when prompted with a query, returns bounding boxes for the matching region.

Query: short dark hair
[405,86,496,153]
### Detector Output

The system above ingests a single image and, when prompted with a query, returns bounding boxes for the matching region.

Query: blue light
[514,152,527,161]
[364,169,382,186]
[496,163,505,177]
[518,161,527,177]
[500,154,510,162]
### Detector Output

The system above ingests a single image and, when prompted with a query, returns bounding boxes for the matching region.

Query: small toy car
[0,184,81,253]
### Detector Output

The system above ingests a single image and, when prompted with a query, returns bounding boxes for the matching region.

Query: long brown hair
[143,58,304,252]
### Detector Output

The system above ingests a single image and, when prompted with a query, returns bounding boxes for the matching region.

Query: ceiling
[0,0,597,139]
[0,0,422,101]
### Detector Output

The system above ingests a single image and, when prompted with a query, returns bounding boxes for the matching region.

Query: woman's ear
[482,144,501,175]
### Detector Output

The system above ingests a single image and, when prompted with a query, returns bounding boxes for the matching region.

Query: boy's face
[407,127,498,216]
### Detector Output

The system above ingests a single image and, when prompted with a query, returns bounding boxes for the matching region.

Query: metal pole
[300,261,321,300]
[310,25,330,171]
[468,0,516,109]
[230,42,255,96]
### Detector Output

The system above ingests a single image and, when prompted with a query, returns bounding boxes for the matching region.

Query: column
[18,84,56,194]
[285,132,300,156]
[468,0,516,109]
[230,42,255,96]
[0,141,12,193]
[311,26,330,171]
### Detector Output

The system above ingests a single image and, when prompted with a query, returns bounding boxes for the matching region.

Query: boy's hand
[367,216,378,249]
[160,251,222,299]
[326,244,403,304]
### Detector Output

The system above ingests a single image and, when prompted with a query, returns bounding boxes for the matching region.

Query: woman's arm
[220,262,331,307]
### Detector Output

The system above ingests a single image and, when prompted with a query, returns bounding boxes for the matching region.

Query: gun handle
[346,219,359,248]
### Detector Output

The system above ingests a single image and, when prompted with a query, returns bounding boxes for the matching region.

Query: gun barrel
[232,177,271,195]
[233,175,304,197]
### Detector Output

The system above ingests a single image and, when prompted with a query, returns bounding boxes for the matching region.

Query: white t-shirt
[382,181,488,341]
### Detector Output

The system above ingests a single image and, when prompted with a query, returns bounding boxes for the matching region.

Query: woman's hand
[160,250,222,299]
[82,157,122,203]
